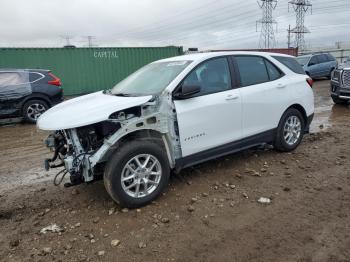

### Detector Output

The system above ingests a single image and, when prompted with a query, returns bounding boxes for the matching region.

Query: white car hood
[37,91,152,130]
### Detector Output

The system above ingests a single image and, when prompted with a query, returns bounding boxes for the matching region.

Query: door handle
[276,83,286,88]
[225,94,239,101]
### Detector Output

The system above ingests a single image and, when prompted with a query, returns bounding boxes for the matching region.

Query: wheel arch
[284,104,307,125]
[21,93,52,109]
[101,129,174,167]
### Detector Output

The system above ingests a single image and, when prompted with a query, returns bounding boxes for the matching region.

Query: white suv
[38,52,314,207]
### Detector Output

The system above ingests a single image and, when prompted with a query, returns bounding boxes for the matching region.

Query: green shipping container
[0,47,183,95]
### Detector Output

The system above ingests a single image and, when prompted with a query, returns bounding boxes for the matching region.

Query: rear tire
[274,108,305,152]
[331,96,348,105]
[104,139,170,208]
[22,99,49,123]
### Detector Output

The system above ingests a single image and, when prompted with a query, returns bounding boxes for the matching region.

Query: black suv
[0,69,63,123]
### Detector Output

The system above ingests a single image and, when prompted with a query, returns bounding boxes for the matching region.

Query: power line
[2,0,347,49]
[132,4,348,48]
[117,0,342,39]
[117,2,256,39]
[114,0,342,41]
[115,0,221,35]
[117,2,345,45]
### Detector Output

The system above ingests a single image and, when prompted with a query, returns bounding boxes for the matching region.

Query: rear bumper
[304,113,314,134]
[51,97,64,107]
[50,90,64,107]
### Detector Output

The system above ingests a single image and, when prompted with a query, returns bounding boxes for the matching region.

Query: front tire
[274,108,305,152]
[104,139,170,208]
[22,99,49,123]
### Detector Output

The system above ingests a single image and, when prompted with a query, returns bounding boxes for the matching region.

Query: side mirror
[308,62,315,66]
[173,84,201,100]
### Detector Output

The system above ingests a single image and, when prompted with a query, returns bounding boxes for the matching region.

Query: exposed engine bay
[44,97,181,187]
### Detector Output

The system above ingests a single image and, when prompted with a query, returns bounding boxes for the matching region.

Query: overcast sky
[0,0,349,50]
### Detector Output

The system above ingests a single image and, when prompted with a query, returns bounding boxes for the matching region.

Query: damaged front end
[44,121,120,187]
[42,96,181,188]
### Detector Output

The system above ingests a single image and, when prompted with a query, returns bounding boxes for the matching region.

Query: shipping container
[0,47,183,95]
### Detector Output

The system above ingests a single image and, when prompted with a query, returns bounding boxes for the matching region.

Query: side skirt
[175,129,276,172]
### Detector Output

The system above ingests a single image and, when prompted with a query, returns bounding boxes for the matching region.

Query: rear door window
[272,56,306,75]
[235,56,269,86]
[309,56,319,65]
[318,54,328,64]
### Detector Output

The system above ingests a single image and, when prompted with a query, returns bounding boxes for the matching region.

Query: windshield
[296,56,311,66]
[111,60,192,96]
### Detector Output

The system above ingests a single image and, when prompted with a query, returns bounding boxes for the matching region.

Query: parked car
[296,53,337,79]
[37,52,314,208]
[0,69,63,123]
[330,60,350,104]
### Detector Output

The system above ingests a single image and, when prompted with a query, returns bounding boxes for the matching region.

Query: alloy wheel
[121,154,162,198]
[283,115,302,146]
[27,103,46,121]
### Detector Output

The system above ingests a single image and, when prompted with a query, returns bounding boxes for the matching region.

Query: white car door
[234,55,289,137]
[174,57,242,157]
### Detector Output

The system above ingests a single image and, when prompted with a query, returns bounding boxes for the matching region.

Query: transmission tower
[257,0,278,49]
[60,35,73,46]
[84,36,96,47]
[288,0,312,50]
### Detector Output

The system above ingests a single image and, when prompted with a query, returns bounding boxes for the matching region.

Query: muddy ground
[0,80,349,262]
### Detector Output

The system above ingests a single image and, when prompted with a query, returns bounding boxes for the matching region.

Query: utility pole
[60,35,73,46]
[288,0,312,51]
[257,0,278,49]
[287,25,292,48]
[84,36,96,48]
[335,41,342,49]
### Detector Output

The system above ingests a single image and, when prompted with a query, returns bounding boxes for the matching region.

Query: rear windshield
[295,56,310,66]
[272,56,306,75]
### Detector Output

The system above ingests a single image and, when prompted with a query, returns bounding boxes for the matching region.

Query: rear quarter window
[326,54,335,61]
[272,56,306,75]
[29,72,44,83]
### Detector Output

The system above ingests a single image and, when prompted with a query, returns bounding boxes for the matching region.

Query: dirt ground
[0,80,349,262]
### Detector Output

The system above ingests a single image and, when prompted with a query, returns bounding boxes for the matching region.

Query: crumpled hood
[37,91,152,130]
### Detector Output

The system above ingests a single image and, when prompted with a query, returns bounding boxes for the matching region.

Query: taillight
[306,78,313,88]
[48,72,61,86]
